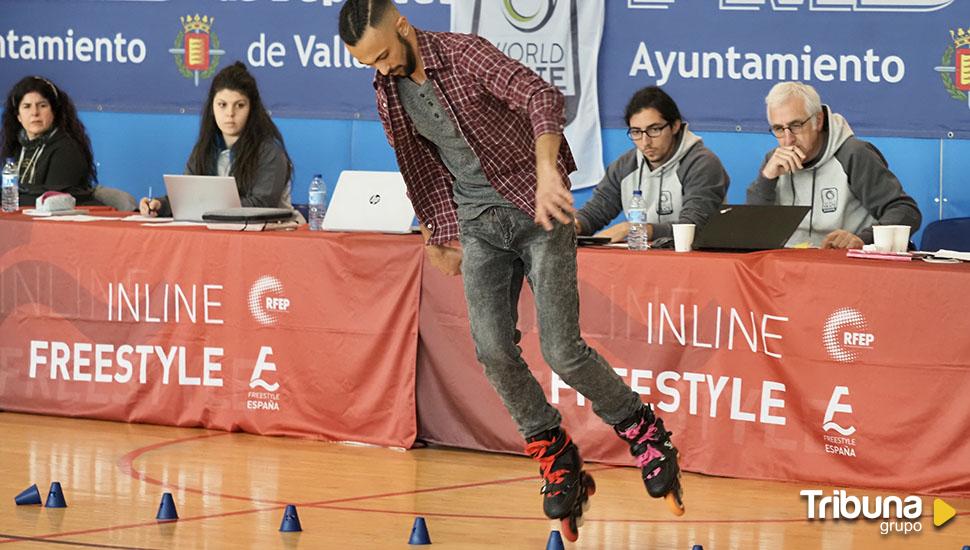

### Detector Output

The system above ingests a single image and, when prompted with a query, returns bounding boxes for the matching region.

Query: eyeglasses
[627,123,670,141]
[769,115,815,138]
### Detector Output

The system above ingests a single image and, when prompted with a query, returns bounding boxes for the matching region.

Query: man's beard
[398,33,417,77]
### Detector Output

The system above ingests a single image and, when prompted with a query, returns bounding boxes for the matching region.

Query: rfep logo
[823,307,874,363]
[248,276,289,326]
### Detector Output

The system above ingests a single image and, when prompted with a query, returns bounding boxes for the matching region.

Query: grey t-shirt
[397,77,512,221]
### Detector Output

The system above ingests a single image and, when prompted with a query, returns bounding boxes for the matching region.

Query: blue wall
[83,111,970,246]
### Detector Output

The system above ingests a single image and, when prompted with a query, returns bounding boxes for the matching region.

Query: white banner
[451,0,605,189]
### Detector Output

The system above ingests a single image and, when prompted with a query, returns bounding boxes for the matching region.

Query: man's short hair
[765,82,823,128]
[339,0,394,46]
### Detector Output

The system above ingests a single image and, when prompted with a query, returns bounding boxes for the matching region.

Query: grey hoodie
[576,126,729,240]
[747,106,921,247]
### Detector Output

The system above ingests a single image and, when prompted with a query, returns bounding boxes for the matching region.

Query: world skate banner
[451,0,606,189]
[0,216,423,449]
[416,249,970,497]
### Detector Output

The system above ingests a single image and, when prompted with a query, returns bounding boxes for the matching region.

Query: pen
[147,186,156,215]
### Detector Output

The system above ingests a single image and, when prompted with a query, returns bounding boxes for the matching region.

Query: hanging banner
[599,0,970,137]
[451,0,605,189]
[0,0,451,119]
[0,0,967,137]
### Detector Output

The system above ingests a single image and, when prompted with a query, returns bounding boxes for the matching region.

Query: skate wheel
[560,516,579,542]
[665,491,685,516]
[584,473,596,496]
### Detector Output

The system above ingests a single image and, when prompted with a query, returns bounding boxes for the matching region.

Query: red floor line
[6,432,967,545]
[0,507,282,544]
[298,464,620,507]
[313,504,814,524]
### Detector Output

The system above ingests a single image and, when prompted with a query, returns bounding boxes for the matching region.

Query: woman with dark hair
[575,86,730,244]
[140,61,294,217]
[1,75,100,206]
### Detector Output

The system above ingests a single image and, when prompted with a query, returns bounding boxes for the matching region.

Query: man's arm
[575,151,636,236]
[747,151,780,205]
[534,133,574,230]
[419,224,461,276]
[837,138,922,244]
[653,145,730,240]
[458,35,565,141]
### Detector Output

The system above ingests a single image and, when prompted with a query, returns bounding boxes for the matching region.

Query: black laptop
[692,205,811,251]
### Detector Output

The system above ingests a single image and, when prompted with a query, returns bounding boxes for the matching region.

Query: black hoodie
[14,128,97,206]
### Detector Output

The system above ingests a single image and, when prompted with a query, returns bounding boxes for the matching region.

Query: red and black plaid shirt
[374,30,576,245]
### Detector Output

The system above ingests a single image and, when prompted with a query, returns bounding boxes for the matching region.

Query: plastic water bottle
[308,174,326,231]
[2,158,19,213]
[627,189,649,250]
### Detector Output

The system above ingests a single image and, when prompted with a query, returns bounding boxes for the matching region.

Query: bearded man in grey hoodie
[748,81,921,249]
[575,86,730,244]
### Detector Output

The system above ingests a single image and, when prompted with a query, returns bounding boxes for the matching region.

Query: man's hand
[534,167,575,231]
[821,229,864,249]
[762,145,806,179]
[426,243,462,276]
[595,222,637,243]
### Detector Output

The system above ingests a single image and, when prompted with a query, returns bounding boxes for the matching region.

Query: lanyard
[16,128,56,187]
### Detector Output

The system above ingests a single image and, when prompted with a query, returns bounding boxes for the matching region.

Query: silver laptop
[163,175,242,222]
[322,171,415,234]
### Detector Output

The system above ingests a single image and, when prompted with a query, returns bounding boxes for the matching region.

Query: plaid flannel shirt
[373,30,576,245]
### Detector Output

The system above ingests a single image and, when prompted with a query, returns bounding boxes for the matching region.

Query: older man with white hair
[747,82,921,249]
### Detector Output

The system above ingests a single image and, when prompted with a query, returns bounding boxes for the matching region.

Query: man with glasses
[747,81,921,248]
[576,86,729,244]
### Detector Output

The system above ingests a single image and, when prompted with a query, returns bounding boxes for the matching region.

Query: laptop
[322,170,416,234]
[692,205,811,251]
[163,175,241,222]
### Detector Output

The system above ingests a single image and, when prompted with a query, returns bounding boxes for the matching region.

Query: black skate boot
[614,404,685,515]
[525,427,596,542]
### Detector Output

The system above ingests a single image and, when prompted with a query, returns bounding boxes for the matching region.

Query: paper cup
[672,224,696,253]
[872,226,895,252]
[888,225,910,253]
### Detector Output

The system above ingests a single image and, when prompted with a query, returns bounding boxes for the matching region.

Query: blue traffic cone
[278,504,302,532]
[15,484,42,506]
[692,545,704,550]
[44,482,67,508]
[961,546,969,550]
[408,516,431,545]
[156,492,178,521]
[545,530,565,550]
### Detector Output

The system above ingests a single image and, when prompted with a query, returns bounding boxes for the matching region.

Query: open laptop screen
[322,171,416,234]
[163,175,241,222]
[692,205,811,251]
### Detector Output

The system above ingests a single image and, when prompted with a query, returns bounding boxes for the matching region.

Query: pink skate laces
[620,419,664,478]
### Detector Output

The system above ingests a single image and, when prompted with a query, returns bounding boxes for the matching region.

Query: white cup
[672,224,696,253]
[888,225,910,253]
[872,225,895,252]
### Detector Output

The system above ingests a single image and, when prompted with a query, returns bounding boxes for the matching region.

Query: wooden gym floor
[0,413,967,549]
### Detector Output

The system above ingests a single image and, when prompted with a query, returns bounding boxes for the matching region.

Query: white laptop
[322,171,416,234]
[163,175,241,222]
